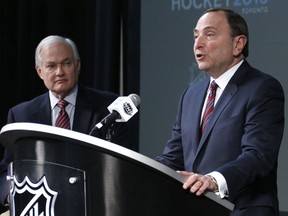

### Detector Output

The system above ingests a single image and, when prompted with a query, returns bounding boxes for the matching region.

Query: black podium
[0,123,234,216]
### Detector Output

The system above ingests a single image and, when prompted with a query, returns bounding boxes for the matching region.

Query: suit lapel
[192,85,238,170]
[192,60,252,169]
[73,87,94,134]
[35,93,52,125]
[199,83,238,144]
[192,80,209,149]
[196,60,251,151]
[181,79,209,164]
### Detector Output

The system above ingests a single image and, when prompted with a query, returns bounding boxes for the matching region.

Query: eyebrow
[45,57,71,64]
[194,26,217,34]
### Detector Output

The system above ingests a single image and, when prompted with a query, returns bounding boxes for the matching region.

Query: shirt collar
[211,60,244,90]
[50,85,78,110]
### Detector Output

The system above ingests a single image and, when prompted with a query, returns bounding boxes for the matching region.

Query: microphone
[91,94,141,132]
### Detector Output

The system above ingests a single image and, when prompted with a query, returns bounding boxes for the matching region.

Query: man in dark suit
[156,8,284,216]
[0,35,131,207]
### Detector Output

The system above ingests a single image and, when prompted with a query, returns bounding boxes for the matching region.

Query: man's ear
[233,35,247,57]
[35,65,44,80]
[76,60,81,75]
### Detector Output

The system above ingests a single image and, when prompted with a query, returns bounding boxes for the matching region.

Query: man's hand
[177,171,218,196]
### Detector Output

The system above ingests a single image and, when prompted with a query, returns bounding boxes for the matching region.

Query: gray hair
[35,35,80,67]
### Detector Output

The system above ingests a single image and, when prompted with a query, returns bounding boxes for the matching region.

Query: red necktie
[201,81,218,134]
[55,100,70,129]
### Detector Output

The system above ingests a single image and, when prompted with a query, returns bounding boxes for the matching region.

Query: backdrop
[140,0,288,213]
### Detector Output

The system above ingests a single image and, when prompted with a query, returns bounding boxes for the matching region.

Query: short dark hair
[203,8,249,58]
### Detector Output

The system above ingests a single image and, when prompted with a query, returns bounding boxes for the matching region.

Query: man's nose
[194,35,204,49]
[55,63,65,74]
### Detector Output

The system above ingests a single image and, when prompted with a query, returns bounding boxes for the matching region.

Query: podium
[0,123,234,216]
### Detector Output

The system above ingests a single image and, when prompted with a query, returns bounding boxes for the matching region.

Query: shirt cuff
[207,171,229,198]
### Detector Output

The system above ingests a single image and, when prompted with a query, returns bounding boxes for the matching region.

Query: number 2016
[233,0,268,7]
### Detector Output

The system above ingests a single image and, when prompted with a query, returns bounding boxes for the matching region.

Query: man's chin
[198,65,208,71]
[53,86,71,95]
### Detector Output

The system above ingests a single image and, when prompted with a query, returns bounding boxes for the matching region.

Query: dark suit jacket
[156,60,285,216]
[5,85,129,144]
[0,85,131,205]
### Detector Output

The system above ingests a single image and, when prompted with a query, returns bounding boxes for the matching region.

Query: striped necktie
[201,81,218,134]
[55,100,70,129]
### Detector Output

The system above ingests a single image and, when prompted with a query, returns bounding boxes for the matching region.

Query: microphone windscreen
[128,94,141,107]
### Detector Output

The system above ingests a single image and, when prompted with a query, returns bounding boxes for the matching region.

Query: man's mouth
[196,53,205,60]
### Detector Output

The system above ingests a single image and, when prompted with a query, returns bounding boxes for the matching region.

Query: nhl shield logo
[10,175,58,216]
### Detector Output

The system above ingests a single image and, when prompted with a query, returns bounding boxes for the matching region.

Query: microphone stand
[89,123,114,142]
